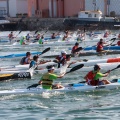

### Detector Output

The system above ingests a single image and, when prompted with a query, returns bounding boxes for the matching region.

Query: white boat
[0,79,120,95]
[35,62,120,74]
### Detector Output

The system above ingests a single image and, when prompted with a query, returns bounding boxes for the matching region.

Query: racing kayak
[42,50,120,58]
[70,57,120,67]
[84,46,120,51]
[0,71,31,81]
[0,62,57,71]
[0,79,120,95]
[35,63,120,74]
[0,51,41,59]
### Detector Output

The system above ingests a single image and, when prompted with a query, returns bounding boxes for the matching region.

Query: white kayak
[0,62,57,72]
[70,57,120,67]
[0,79,120,95]
[35,62,120,74]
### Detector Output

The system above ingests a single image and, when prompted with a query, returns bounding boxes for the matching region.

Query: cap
[94,65,101,71]
[26,52,31,56]
[47,65,55,70]
[61,51,67,54]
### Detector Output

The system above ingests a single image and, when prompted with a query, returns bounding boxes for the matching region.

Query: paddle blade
[34,30,38,34]
[66,64,84,74]
[19,30,22,34]
[110,38,116,41]
[103,64,120,74]
[40,47,50,55]
[27,83,39,89]
[74,47,83,52]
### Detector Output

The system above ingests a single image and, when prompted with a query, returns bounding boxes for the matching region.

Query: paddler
[38,65,65,89]
[54,51,67,68]
[20,36,26,45]
[29,55,39,69]
[20,52,31,65]
[71,42,79,54]
[26,33,30,42]
[36,33,41,40]
[8,32,14,42]
[96,41,106,53]
[29,55,51,69]
[84,65,111,86]
[38,35,44,44]
[117,40,120,46]
[97,38,107,46]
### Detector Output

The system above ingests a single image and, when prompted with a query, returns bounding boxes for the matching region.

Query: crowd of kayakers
[5,30,120,90]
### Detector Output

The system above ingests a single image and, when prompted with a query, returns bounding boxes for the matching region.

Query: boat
[0,62,58,71]
[0,51,41,59]
[84,46,120,51]
[0,78,120,95]
[63,10,120,28]
[35,62,120,74]
[42,50,120,58]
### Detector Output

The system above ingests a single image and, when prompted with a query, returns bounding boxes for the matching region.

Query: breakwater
[1,17,120,31]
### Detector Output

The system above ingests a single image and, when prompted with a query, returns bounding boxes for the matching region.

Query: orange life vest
[86,71,98,86]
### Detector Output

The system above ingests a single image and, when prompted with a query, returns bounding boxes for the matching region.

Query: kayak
[0,79,120,95]
[0,51,41,59]
[70,57,120,67]
[0,62,57,71]
[84,46,120,51]
[35,62,120,74]
[0,71,32,81]
[42,50,120,58]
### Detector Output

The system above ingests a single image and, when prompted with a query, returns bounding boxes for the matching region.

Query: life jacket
[86,71,98,86]
[8,34,13,39]
[96,44,103,52]
[20,57,26,65]
[72,46,78,53]
[41,73,53,88]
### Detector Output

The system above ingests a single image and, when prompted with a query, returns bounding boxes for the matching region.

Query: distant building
[85,0,120,17]
[0,0,120,18]
[0,0,36,17]
[35,0,85,18]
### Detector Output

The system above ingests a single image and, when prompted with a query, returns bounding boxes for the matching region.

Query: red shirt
[72,46,78,53]
[96,44,103,52]
[117,41,120,46]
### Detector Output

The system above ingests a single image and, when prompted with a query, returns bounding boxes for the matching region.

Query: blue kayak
[84,46,120,51]
[0,52,41,59]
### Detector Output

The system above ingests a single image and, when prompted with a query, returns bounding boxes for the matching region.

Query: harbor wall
[1,17,120,31]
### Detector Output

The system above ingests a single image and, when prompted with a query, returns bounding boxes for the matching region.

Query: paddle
[27,64,84,89]
[39,47,50,56]
[78,64,120,83]
[106,38,116,46]
[74,47,83,53]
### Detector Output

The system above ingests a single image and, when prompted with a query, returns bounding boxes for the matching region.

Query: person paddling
[38,65,65,89]
[29,55,39,69]
[96,41,105,53]
[20,36,26,45]
[71,42,79,55]
[84,65,111,86]
[20,52,31,65]
[8,32,14,42]
[55,51,67,68]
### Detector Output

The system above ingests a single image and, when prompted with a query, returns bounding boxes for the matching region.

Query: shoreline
[1,17,120,31]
